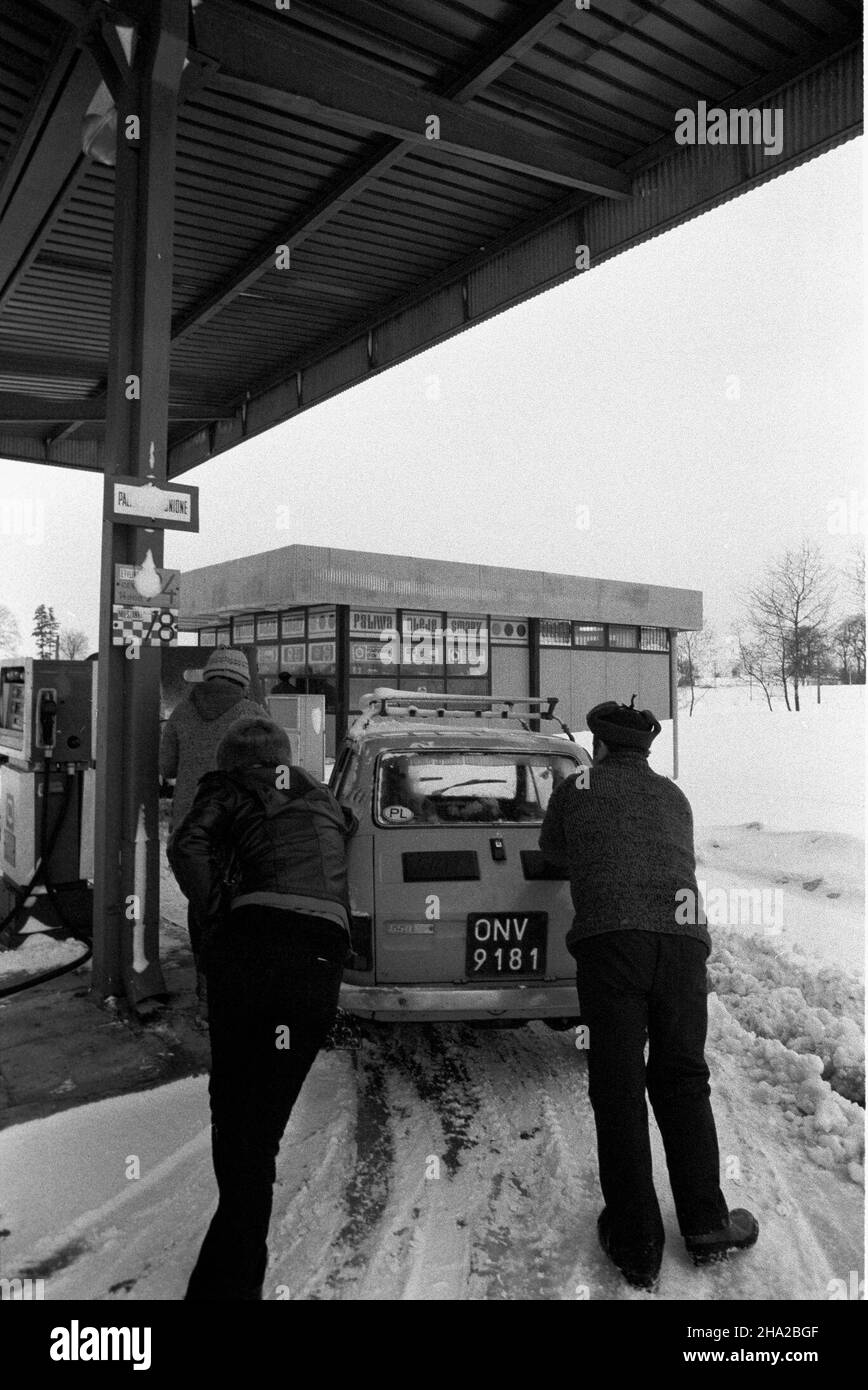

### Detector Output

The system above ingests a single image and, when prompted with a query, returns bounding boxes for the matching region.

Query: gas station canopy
[0,0,862,479]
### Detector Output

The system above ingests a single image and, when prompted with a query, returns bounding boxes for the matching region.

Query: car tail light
[348,912,373,972]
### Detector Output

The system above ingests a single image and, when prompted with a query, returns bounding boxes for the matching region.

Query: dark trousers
[185,908,345,1300]
[574,930,729,1258]
[187,901,207,1001]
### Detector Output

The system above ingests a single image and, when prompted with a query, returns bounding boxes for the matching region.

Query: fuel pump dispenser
[0,659,94,949]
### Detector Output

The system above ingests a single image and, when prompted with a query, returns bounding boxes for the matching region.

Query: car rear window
[375,751,580,826]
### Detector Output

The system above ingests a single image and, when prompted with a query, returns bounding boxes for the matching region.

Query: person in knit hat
[539,695,758,1290]
[160,648,262,1013]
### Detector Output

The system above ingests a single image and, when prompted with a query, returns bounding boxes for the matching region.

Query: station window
[232,617,255,644]
[349,675,380,713]
[308,639,336,677]
[397,676,446,696]
[608,624,639,651]
[217,627,230,645]
[400,611,445,674]
[640,627,669,652]
[573,622,605,648]
[445,675,489,694]
[256,645,279,675]
[255,614,279,642]
[445,614,488,677]
[199,630,217,648]
[279,642,307,675]
[539,619,571,647]
[281,610,305,639]
[308,607,336,638]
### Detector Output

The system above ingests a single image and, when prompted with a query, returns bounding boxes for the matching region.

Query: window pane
[401,612,444,671]
[640,626,669,652]
[280,642,307,674]
[256,645,279,675]
[445,615,488,676]
[376,751,580,826]
[573,622,605,648]
[308,639,336,675]
[540,619,571,646]
[609,624,638,650]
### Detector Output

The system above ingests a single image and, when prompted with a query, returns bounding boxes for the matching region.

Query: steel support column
[92,0,187,1005]
[668,629,679,780]
[334,604,350,748]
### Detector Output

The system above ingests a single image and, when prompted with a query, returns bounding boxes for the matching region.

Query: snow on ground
[0,932,90,983]
[0,683,863,1300]
[0,1007,862,1302]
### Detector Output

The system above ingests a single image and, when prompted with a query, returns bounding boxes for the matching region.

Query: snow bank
[708,929,864,1186]
[655,684,863,838]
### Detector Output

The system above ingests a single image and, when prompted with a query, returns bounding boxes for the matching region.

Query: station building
[179,545,702,757]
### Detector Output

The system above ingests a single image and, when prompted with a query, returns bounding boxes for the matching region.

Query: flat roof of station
[179,542,703,628]
[0,0,862,479]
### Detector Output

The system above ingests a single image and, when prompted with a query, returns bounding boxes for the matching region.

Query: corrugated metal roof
[0,0,861,473]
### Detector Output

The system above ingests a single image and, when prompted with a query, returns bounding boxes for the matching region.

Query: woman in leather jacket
[168,715,357,1301]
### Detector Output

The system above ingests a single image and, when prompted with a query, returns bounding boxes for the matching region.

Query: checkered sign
[112,605,178,646]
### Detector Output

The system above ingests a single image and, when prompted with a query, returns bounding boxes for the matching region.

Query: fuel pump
[0,659,94,965]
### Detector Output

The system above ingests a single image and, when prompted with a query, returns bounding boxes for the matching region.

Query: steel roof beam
[0,392,234,421]
[0,36,99,310]
[172,0,623,344]
[198,20,631,198]
[438,0,580,101]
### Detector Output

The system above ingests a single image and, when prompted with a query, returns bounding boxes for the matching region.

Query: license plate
[465,912,547,979]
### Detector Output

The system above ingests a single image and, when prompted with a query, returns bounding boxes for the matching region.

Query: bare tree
[845,540,865,600]
[832,616,864,683]
[741,541,835,711]
[832,540,866,684]
[0,603,21,655]
[734,629,778,711]
[677,623,717,716]
[59,628,89,659]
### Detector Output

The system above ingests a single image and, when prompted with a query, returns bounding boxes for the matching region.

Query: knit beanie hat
[202,647,250,687]
[586,695,661,751]
[217,717,293,772]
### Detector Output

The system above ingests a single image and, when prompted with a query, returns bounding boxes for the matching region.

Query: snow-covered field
[0,684,863,1300]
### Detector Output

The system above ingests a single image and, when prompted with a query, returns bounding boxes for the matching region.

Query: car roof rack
[354,689,575,741]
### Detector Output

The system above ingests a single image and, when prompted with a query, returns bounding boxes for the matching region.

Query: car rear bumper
[339,980,579,1022]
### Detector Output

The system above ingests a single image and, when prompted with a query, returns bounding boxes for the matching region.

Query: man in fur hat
[540,696,758,1290]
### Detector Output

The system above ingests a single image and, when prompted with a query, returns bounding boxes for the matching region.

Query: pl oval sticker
[383,804,414,822]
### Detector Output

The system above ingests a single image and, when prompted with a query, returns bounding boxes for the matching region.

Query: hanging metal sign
[106,476,199,531]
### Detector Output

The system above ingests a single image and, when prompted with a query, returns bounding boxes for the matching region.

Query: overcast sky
[0,137,862,655]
